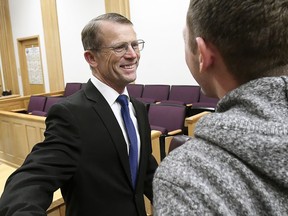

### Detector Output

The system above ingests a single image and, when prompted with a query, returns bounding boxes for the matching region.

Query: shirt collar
[90,76,130,106]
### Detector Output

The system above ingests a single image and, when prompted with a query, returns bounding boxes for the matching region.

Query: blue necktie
[117,95,138,189]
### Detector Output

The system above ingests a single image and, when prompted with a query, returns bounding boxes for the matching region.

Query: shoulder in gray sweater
[153,76,288,216]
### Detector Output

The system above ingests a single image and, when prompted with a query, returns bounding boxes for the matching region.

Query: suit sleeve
[0,103,81,215]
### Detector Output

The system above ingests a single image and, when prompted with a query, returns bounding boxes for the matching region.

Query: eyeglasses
[89,39,145,56]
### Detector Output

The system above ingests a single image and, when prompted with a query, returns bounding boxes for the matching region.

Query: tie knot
[117,95,129,107]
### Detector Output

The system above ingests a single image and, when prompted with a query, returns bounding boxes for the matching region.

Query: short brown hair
[186,0,288,81]
[81,13,133,51]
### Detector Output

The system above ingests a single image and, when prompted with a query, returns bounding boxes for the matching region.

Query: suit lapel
[84,81,132,185]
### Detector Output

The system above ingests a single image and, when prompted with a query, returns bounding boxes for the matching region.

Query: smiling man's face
[93,21,140,93]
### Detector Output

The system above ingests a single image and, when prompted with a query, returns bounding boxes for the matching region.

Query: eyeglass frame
[87,39,145,56]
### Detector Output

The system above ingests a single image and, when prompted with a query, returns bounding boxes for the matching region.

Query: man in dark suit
[0,13,158,216]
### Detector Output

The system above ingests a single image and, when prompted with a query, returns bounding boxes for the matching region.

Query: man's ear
[196,37,214,72]
[84,51,98,67]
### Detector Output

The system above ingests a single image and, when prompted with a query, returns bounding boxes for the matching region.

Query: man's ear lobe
[84,51,98,67]
[196,37,214,72]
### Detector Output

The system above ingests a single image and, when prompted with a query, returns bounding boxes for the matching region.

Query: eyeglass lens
[113,40,144,55]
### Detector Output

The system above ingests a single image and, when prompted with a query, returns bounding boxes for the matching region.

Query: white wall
[9,0,49,94]
[130,0,197,85]
[8,0,198,95]
[56,0,106,83]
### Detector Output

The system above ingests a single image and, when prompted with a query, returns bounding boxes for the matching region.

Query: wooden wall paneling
[105,0,131,19]
[0,118,30,166]
[26,124,45,151]
[0,0,19,94]
[12,122,30,164]
[40,0,64,92]
[0,111,46,166]
[0,119,11,163]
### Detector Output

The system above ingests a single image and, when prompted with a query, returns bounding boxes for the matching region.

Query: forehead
[100,21,137,44]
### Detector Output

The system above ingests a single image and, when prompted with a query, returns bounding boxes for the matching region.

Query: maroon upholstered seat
[148,103,187,160]
[160,85,200,105]
[127,84,144,98]
[31,96,64,116]
[192,91,219,108]
[63,82,82,97]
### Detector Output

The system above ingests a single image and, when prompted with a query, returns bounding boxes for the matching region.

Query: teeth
[123,65,134,69]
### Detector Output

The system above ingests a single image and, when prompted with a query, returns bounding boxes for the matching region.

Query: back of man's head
[186,0,288,82]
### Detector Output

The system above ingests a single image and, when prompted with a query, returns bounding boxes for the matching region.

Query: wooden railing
[0,91,64,111]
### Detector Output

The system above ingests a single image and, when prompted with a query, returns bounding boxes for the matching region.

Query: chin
[126,73,137,81]
[128,78,137,84]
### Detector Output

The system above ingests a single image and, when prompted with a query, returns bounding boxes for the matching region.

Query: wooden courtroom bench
[0,110,161,216]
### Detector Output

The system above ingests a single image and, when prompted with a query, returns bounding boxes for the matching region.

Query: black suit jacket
[0,80,158,216]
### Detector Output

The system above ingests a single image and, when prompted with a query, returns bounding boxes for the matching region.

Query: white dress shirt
[90,76,141,164]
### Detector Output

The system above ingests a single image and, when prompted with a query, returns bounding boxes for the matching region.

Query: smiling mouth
[120,63,137,69]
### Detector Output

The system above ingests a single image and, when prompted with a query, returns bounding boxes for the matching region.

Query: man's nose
[124,45,138,58]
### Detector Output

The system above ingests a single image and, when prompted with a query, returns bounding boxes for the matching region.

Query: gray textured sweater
[153,76,288,215]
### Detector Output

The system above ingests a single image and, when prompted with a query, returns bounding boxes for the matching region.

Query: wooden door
[0,63,3,94]
[18,36,45,95]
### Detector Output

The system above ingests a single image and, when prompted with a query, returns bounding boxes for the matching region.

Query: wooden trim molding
[0,0,19,94]
[105,0,131,19]
[40,0,64,92]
